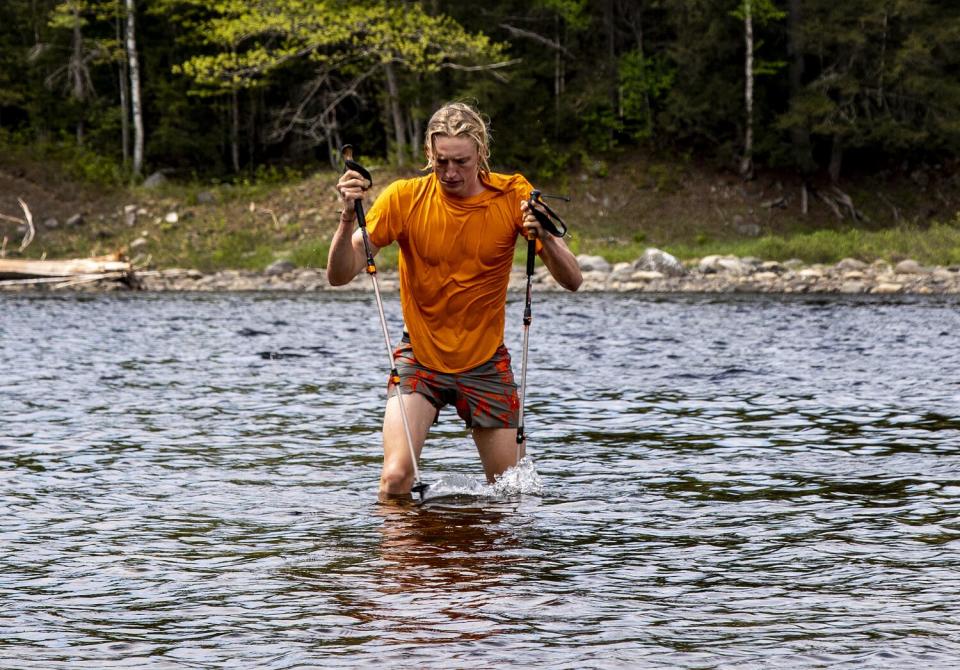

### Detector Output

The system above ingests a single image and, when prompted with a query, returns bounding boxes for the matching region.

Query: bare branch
[17,199,35,252]
[440,58,522,82]
[0,199,36,252]
[499,24,571,56]
[267,65,379,146]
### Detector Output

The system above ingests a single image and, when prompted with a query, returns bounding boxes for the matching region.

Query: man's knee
[380,461,414,493]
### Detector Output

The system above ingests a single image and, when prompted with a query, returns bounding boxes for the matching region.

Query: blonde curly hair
[423,102,491,175]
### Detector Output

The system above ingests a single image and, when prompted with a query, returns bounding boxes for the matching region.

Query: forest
[2,0,958,181]
[1,1,960,269]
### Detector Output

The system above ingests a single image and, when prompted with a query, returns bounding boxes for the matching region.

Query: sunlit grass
[569,221,960,267]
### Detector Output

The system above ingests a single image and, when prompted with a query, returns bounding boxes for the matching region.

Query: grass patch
[662,221,960,266]
[512,220,960,268]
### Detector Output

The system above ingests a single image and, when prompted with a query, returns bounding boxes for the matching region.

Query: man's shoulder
[484,171,532,195]
[386,173,433,193]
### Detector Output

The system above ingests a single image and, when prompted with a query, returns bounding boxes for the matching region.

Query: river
[2,291,959,668]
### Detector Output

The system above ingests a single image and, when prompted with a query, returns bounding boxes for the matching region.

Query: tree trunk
[116,2,129,166]
[230,89,240,173]
[383,62,406,167]
[247,89,258,171]
[125,0,144,177]
[408,101,422,164]
[787,0,814,175]
[603,0,617,109]
[740,0,754,180]
[71,14,84,145]
[554,13,564,131]
[631,9,652,133]
[828,136,843,184]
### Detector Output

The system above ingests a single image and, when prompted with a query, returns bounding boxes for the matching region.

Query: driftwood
[0,253,133,289]
[0,199,35,255]
[810,184,866,222]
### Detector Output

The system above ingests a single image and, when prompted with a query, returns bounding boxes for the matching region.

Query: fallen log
[0,254,131,280]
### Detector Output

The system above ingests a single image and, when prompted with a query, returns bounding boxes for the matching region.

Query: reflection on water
[2,291,960,668]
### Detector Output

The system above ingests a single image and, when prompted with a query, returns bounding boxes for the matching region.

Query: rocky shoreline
[3,249,959,294]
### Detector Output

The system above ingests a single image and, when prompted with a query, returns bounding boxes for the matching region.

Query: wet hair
[423,102,491,175]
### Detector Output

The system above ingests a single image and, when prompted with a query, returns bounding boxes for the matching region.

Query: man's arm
[520,199,582,292]
[537,234,582,291]
[327,169,379,286]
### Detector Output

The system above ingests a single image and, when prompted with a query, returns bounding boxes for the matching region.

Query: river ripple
[2,292,959,668]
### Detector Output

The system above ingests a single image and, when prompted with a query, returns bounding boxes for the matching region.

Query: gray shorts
[389,340,520,429]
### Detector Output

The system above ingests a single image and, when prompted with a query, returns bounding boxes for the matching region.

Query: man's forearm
[539,236,583,291]
[326,213,363,286]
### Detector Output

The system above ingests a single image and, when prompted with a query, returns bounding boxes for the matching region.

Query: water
[2,291,960,669]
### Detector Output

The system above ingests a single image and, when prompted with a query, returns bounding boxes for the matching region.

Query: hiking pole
[341,145,428,500]
[516,190,570,459]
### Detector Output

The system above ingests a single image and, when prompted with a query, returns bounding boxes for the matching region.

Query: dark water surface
[2,291,960,669]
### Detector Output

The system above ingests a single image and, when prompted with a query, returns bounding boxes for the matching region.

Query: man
[328,102,582,499]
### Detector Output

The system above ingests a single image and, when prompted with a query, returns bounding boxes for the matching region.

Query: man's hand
[520,198,546,240]
[519,197,582,291]
[336,169,371,224]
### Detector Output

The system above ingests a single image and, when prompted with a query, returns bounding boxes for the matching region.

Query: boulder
[576,254,611,273]
[894,259,923,274]
[610,262,634,280]
[698,255,722,274]
[840,281,866,294]
[700,255,749,276]
[143,171,168,189]
[265,259,296,276]
[634,247,686,277]
[836,257,867,271]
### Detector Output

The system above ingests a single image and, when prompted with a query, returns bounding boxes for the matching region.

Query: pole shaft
[356,199,423,489]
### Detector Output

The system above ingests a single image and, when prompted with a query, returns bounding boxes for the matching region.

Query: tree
[777,0,960,183]
[165,0,507,168]
[732,0,785,179]
[124,0,143,176]
[39,1,115,145]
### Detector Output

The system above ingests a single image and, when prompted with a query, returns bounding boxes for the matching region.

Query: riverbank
[4,250,957,294]
[135,253,960,294]
[5,151,960,276]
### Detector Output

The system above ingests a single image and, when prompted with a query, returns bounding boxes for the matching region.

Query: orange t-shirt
[366,171,536,373]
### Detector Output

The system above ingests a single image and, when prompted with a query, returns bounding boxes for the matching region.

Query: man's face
[431,135,482,197]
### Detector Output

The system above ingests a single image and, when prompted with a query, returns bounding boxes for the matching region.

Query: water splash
[419,458,543,501]
[421,473,490,500]
[492,457,544,496]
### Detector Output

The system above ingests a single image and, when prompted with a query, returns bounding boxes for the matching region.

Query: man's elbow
[326,267,352,286]
[564,270,583,292]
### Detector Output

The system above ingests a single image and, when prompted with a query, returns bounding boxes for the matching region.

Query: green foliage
[1,0,960,183]
[0,131,124,185]
[289,239,330,269]
[619,50,675,140]
[537,0,589,30]
[167,1,504,94]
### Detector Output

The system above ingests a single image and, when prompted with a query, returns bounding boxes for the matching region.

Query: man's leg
[380,390,436,497]
[473,427,525,483]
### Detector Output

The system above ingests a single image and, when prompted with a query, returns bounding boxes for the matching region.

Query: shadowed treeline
[0,1,958,183]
